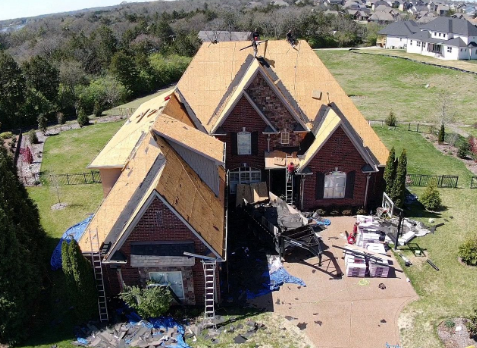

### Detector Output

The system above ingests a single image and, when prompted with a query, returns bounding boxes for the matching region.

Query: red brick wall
[105,197,220,305]
[247,73,302,148]
[216,96,268,170]
[302,127,380,210]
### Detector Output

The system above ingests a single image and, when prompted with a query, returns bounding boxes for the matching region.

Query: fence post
[418,175,422,186]
[417,123,420,133]
[438,176,442,187]
[66,174,70,185]
[83,173,87,184]
[455,176,458,188]
[408,123,410,131]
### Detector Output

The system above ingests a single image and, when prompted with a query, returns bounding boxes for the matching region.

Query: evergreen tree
[62,240,98,323]
[77,109,90,127]
[0,51,26,128]
[438,124,445,144]
[383,147,397,194]
[38,113,48,134]
[0,146,46,344]
[391,149,407,208]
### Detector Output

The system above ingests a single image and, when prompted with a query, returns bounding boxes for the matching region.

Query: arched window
[324,171,346,199]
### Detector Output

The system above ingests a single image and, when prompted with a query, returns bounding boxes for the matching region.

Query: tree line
[0,0,380,131]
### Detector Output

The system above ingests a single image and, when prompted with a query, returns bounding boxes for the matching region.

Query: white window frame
[229,167,261,194]
[447,46,452,53]
[149,271,185,299]
[237,130,251,155]
[323,171,346,199]
[280,130,290,145]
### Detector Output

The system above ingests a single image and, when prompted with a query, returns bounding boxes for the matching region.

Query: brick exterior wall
[216,96,268,171]
[301,126,382,210]
[105,197,220,305]
[247,73,303,149]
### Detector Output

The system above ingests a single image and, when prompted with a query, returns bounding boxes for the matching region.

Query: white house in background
[406,17,477,60]
[377,20,419,48]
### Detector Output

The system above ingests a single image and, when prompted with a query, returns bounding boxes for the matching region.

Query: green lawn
[373,126,477,348]
[41,121,124,174]
[316,50,477,126]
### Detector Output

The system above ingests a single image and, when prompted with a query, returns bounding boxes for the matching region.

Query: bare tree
[435,91,456,126]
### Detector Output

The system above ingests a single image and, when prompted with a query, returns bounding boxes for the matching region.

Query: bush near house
[438,124,445,144]
[28,129,39,144]
[383,146,397,193]
[458,235,477,266]
[385,110,397,127]
[77,109,90,127]
[466,307,477,338]
[420,181,442,211]
[119,284,172,319]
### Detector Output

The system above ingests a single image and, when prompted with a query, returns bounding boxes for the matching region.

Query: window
[149,271,184,299]
[237,131,251,155]
[324,171,346,199]
[417,41,421,47]
[439,33,442,37]
[443,34,446,38]
[229,167,261,194]
[410,40,413,45]
[447,46,452,53]
[280,130,290,145]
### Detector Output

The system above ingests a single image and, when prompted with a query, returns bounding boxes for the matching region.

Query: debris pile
[73,317,190,348]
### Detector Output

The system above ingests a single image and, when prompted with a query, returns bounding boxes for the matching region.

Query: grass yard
[373,126,477,348]
[316,50,477,126]
[41,121,124,174]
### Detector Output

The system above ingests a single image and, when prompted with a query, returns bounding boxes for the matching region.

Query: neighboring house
[79,40,390,315]
[436,4,449,16]
[368,10,397,23]
[372,0,390,10]
[416,12,437,23]
[377,20,419,48]
[198,31,252,42]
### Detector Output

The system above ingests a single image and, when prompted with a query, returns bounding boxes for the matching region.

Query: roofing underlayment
[79,132,225,258]
[177,40,389,164]
[88,87,175,169]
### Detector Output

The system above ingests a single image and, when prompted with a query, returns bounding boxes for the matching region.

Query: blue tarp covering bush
[50,215,93,270]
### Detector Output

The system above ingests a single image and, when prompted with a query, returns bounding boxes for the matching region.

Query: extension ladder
[89,229,109,322]
[202,260,217,328]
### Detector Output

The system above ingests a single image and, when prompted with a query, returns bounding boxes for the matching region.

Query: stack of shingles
[74,321,181,348]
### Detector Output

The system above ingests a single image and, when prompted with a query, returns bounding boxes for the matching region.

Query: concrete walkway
[249,216,418,348]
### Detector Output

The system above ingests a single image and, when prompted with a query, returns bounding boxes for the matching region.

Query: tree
[438,124,445,144]
[22,55,60,102]
[61,239,98,323]
[385,110,397,127]
[0,146,46,344]
[420,180,441,211]
[38,113,48,134]
[119,285,172,319]
[391,149,407,208]
[0,51,26,128]
[110,51,140,96]
[77,109,90,127]
[383,147,397,194]
[458,140,470,159]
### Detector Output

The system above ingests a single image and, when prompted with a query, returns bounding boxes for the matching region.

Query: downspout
[267,134,271,152]
[300,176,305,210]
[364,174,371,209]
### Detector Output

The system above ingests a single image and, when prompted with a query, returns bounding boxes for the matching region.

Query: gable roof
[298,104,379,172]
[378,20,419,36]
[79,132,225,259]
[421,17,477,36]
[88,87,174,169]
[177,40,389,164]
[153,115,225,165]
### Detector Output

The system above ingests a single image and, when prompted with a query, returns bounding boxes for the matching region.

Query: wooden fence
[471,176,477,189]
[39,171,102,186]
[406,174,458,188]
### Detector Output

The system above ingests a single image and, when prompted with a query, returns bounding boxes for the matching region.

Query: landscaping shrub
[391,149,407,208]
[385,110,397,127]
[0,131,13,139]
[77,109,89,127]
[37,113,48,134]
[57,112,65,125]
[28,129,38,144]
[315,208,326,216]
[438,124,445,144]
[119,284,172,318]
[420,181,441,211]
[384,147,397,194]
[342,208,353,216]
[458,235,477,266]
[93,101,104,117]
[356,207,367,215]
[444,319,455,329]
[458,141,470,159]
[466,307,477,338]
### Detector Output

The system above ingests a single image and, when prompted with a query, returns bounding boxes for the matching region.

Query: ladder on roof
[285,155,294,205]
[202,260,217,328]
[89,229,109,323]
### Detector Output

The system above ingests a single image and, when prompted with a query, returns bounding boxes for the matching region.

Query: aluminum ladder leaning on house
[89,228,109,322]
[202,260,217,328]
[285,155,294,205]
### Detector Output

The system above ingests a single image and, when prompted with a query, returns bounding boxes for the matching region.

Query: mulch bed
[437,318,477,348]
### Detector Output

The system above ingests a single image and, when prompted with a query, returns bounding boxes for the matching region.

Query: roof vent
[312,90,322,100]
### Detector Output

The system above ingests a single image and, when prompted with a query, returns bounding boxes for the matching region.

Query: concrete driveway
[249,216,418,348]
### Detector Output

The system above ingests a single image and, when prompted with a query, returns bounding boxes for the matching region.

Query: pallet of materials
[369,259,390,277]
[345,260,367,277]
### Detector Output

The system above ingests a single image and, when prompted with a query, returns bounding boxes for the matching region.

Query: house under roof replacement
[78,40,389,320]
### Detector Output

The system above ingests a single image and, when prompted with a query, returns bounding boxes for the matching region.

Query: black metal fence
[40,171,102,186]
[471,176,477,189]
[406,174,459,188]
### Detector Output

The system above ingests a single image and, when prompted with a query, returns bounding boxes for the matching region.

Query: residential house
[436,4,449,16]
[407,16,477,59]
[377,20,419,48]
[416,12,437,23]
[368,10,397,23]
[372,0,391,10]
[79,40,390,313]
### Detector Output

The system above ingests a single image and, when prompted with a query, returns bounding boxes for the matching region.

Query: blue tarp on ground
[50,215,93,270]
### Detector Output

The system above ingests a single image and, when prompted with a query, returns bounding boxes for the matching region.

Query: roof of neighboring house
[369,10,395,21]
[421,16,477,36]
[79,132,226,259]
[446,37,468,47]
[374,4,393,11]
[374,0,391,6]
[177,40,389,164]
[408,30,467,46]
[88,88,175,169]
[198,31,252,42]
[152,115,225,165]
